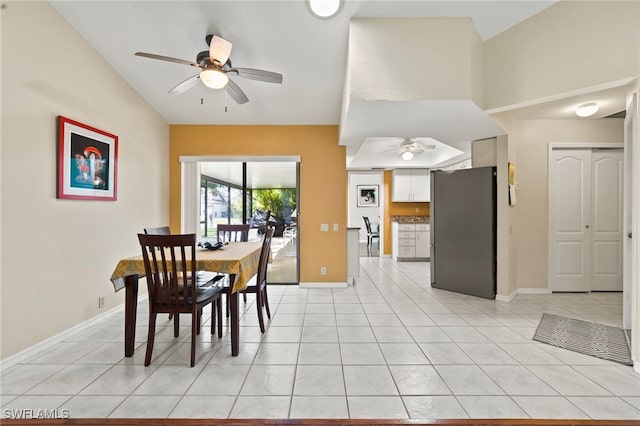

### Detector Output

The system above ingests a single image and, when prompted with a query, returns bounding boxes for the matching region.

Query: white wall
[485,1,640,111]
[349,18,483,105]
[1,2,169,359]
[489,116,624,292]
[348,172,383,243]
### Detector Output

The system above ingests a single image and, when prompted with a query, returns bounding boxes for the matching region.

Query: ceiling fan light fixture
[308,0,341,18]
[200,69,228,89]
[576,102,599,117]
[401,151,414,161]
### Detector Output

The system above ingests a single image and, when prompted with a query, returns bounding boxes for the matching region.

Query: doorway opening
[184,158,300,284]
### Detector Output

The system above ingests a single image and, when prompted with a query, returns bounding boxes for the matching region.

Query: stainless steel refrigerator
[430,167,497,299]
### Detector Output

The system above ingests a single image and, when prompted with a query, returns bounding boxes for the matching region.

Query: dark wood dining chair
[144,225,223,322]
[216,223,250,242]
[363,216,380,254]
[219,228,274,333]
[138,233,224,367]
[143,226,171,235]
[214,224,250,309]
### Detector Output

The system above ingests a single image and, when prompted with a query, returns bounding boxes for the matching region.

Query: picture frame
[357,185,379,207]
[57,116,118,201]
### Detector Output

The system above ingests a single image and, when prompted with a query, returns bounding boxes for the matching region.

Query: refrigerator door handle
[430,245,435,284]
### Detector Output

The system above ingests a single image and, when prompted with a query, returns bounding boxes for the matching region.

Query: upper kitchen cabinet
[392,169,430,202]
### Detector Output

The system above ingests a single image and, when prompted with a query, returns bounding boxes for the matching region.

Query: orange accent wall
[382,171,430,255]
[169,125,347,283]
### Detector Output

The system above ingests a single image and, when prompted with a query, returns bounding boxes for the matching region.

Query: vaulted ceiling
[51,1,627,174]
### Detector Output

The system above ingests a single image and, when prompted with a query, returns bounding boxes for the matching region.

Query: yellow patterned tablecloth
[110,241,262,293]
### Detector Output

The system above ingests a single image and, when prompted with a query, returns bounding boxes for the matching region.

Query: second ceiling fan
[135,34,283,105]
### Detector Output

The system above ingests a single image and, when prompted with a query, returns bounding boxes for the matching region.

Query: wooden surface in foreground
[3,418,640,426]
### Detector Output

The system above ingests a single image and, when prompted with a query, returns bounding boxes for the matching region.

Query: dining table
[110,241,263,357]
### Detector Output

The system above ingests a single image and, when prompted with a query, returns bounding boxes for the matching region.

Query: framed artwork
[57,116,118,201]
[357,185,379,207]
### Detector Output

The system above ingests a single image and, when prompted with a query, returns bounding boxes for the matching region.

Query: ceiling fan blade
[232,68,283,84]
[168,74,200,95]
[225,79,249,105]
[209,35,232,65]
[135,52,200,68]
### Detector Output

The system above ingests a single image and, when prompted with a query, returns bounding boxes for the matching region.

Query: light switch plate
[333,223,339,232]
[320,223,329,232]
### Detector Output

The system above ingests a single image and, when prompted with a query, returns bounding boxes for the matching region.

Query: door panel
[591,150,623,290]
[549,149,591,292]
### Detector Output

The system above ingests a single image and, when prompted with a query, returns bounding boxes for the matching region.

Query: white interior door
[591,149,624,291]
[549,149,592,292]
[623,95,636,329]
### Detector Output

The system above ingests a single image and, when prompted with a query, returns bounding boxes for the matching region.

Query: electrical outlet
[320,223,329,232]
[98,297,105,309]
[320,266,327,275]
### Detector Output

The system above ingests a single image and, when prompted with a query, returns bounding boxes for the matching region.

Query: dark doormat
[533,313,632,366]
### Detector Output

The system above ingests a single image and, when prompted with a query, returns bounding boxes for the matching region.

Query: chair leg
[196,308,202,335]
[144,312,157,367]
[173,313,180,338]
[211,298,220,336]
[190,311,197,367]
[263,286,271,319]
[256,292,265,333]
[217,298,223,338]
[226,291,231,318]
[243,293,247,303]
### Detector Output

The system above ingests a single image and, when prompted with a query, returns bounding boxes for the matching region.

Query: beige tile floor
[2,257,639,420]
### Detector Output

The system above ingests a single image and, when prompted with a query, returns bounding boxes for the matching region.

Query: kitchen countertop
[391,215,430,223]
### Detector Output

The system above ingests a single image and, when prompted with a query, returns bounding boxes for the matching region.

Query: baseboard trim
[496,287,552,302]
[518,288,552,294]
[495,290,517,302]
[299,282,348,288]
[0,297,139,371]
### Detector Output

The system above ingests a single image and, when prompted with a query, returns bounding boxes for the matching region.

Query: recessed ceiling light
[576,102,599,117]
[401,151,414,161]
[308,0,341,18]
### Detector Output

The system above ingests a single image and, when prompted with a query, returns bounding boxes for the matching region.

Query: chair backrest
[138,233,197,308]
[256,228,274,287]
[217,224,250,242]
[144,226,171,235]
[362,216,372,233]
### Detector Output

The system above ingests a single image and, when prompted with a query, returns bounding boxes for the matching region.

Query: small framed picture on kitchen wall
[357,185,378,207]
[57,116,118,201]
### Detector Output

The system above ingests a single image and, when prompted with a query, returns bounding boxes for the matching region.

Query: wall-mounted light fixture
[576,102,599,117]
[308,0,341,18]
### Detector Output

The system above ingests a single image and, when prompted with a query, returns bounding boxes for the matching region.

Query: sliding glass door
[200,175,243,238]
[197,160,299,284]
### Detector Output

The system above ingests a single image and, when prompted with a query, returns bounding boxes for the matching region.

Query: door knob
[585,225,590,229]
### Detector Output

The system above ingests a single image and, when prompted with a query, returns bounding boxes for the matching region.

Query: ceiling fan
[135,34,283,105]
[381,138,437,160]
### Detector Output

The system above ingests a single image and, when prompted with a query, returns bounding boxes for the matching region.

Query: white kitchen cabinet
[415,224,431,258]
[392,222,430,261]
[392,169,430,202]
